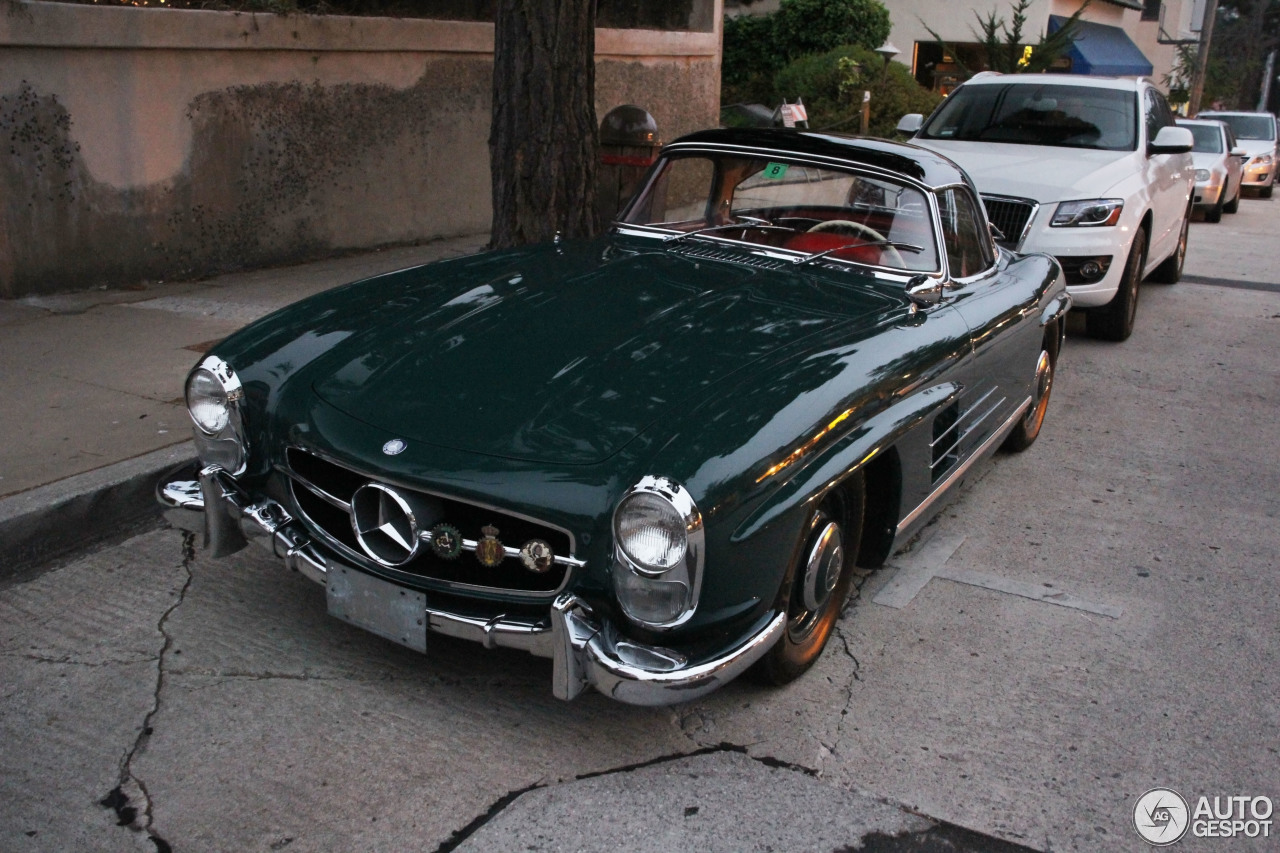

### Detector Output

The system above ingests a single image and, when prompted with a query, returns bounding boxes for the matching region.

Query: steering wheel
[806,220,904,266]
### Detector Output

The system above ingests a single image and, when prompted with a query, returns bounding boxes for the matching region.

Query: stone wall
[0,1,722,297]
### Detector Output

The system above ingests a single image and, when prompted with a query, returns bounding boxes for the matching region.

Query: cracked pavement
[2,214,1279,851]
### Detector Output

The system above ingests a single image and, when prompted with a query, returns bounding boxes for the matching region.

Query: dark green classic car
[159,128,1069,705]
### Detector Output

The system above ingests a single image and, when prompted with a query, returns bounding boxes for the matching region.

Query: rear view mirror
[1149,126,1194,155]
[897,114,924,135]
[1230,147,1248,158]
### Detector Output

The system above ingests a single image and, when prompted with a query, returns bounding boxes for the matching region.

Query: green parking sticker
[763,162,789,180]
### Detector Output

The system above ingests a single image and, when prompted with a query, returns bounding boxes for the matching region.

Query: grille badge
[382,439,407,456]
[350,483,419,566]
[475,525,505,567]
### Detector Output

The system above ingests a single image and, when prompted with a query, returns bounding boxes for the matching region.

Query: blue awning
[1048,16,1153,77]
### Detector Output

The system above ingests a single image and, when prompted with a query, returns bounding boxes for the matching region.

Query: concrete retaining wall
[0,1,722,297]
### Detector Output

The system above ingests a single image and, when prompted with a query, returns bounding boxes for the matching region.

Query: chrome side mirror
[906,275,943,307]
[896,114,924,135]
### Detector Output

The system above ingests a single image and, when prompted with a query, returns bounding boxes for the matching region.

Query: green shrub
[771,0,891,63]
[771,44,943,137]
[721,0,891,104]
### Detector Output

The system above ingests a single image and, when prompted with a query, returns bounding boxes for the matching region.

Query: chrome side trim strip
[929,385,997,451]
[897,396,1032,536]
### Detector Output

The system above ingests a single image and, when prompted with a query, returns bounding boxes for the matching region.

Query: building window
[1142,0,1162,21]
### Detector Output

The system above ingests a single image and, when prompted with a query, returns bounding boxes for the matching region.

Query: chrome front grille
[981,196,1037,249]
[283,447,578,598]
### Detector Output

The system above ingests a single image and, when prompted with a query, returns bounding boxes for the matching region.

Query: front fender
[731,381,961,543]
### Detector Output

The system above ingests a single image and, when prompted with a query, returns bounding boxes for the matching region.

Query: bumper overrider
[157,461,785,706]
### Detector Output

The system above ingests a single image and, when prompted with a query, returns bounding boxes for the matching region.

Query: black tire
[1087,228,1146,342]
[755,475,865,686]
[1002,337,1056,453]
[1224,188,1240,214]
[1205,197,1223,223]
[1149,208,1188,284]
[1262,182,1274,199]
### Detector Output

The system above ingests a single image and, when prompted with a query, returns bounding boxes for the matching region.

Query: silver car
[1177,118,1245,221]
[1197,110,1278,198]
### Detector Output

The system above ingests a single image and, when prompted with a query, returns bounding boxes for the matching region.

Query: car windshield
[620,152,940,273]
[1201,113,1276,141]
[919,83,1138,151]
[1182,124,1223,153]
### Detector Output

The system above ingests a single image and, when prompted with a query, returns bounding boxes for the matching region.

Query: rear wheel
[1002,340,1055,453]
[755,475,864,686]
[1087,228,1146,341]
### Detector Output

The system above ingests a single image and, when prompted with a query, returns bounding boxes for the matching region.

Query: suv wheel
[1149,207,1189,283]
[1087,228,1146,342]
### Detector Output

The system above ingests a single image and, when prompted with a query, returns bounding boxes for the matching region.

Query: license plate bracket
[326,566,427,653]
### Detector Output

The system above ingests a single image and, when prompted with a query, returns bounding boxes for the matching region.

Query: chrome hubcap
[801,520,844,613]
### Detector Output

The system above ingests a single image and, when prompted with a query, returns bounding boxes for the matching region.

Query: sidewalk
[0,234,487,572]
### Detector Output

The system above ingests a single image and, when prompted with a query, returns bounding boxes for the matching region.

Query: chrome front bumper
[158,462,785,706]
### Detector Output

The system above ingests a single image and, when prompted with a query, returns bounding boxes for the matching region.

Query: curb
[0,442,194,585]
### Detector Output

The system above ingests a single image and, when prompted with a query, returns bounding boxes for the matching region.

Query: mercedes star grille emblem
[382,438,407,456]
[350,483,419,566]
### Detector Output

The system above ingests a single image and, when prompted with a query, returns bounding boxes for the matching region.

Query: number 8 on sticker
[763,163,789,180]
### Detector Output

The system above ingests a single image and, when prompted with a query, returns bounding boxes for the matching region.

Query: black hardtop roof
[664,127,969,189]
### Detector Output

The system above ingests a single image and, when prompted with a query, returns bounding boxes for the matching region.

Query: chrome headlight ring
[611,476,704,630]
[185,355,248,475]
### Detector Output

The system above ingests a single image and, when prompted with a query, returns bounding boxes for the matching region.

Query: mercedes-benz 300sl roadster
[159,128,1069,705]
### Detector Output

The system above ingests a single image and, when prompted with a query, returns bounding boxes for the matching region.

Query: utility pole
[1187,0,1219,115]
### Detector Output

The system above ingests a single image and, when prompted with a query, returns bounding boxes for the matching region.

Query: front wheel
[755,475,865,686]
[1224,188,1240,214]
[1205,197,1223,223]
[1149,207,1189,283]
[1087,228,1146,341]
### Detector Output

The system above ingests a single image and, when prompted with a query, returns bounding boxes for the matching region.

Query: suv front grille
[283,447,576,597]
[981,196,1037,249]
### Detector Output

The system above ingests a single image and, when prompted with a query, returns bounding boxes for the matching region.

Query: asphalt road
[2,197,1278,852]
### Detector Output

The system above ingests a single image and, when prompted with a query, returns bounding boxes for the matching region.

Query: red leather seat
[783,232,882,265]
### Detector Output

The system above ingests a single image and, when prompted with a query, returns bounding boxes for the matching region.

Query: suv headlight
[1194,168,1211,182]
[612,476,704,628]
[185,356,248,474]
[1051,199,1124,227]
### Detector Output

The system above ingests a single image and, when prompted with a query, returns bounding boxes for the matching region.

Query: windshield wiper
[792,239,925,267]
[662,219,794,243]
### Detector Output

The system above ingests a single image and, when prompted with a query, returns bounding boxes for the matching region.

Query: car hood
[1234,138,1277,158]
[302,240,898,465]
[913,140,1137,201]
[1191,151,1228,172]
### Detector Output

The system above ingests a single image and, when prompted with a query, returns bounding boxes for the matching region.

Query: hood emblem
[382,439,407,456]
[475,525,505,567]
[350,483,419,566]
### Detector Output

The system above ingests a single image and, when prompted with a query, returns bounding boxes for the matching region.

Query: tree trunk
[489,0,599,249]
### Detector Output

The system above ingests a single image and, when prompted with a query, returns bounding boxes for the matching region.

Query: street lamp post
[863,42,899,135]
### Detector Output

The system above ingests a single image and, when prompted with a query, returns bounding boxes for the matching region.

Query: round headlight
[1195,168,1211,182]
[186,367,230,434]
[615,492,687,572]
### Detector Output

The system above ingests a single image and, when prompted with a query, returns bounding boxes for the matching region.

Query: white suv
[899,74,1194,341]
